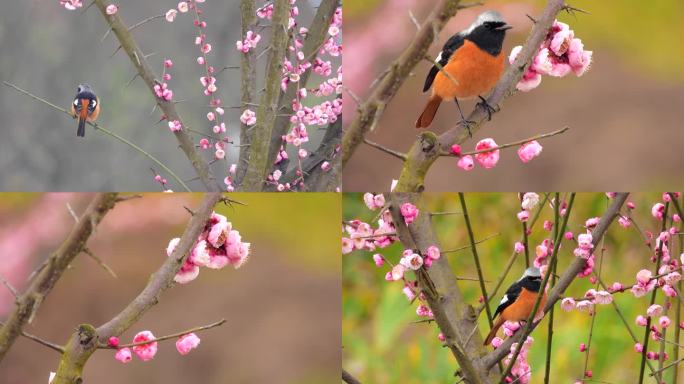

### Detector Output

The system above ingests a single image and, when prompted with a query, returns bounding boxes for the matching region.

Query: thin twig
[441,232,500,253]
[99,319,225,349]
[441,127,569,157]
[0,321,64,353]
[363,139,408,160]
[83,248,117,278]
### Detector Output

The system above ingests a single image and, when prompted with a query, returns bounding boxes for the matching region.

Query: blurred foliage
[345,0,684,80]
[216,193,340,271]
[343,193,684,383]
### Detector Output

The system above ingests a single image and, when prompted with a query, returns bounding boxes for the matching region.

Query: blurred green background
[342,0,684,191]
[343,193,683,383]
[0,192,340,384]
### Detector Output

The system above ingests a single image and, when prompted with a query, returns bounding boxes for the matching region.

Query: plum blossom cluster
[59,0,83,10]
[154,59,175,102]
[449,138,543,172]
[510,20,593,92]
[109,330,200,364]
[269,5,342,191]
[500,336,534,384]
[236,31,261,53]
[166,212,250,284]
[342,195,397,254]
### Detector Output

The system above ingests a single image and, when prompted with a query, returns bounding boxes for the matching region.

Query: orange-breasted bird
[416,11,512,130]
[70,83,100,137]
[484,267,547,345]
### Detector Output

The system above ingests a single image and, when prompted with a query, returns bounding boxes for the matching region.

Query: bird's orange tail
[415,96,442,128]
[484,317,505,346]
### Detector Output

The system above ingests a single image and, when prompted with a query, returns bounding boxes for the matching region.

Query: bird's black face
[483,21,512,32]
[466,21,510,56]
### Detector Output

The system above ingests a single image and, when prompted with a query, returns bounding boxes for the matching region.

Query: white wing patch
[435,51,443,64]
[499,294,509,306]
[73,99,79,106]
[91,100,97,107]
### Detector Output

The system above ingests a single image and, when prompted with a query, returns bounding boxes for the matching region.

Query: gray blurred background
[0,0,327,191]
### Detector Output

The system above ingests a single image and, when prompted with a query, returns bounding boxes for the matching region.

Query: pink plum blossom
[240,109,256,126]
[521,193,540,210]
[474,138,500,169]
[115,347,132,363]
[517,141,543,163]
[105,4,118,15]
[400,203,419,225]
[132,331,158,361]
[176,333,200,355]
[457,155,474,171]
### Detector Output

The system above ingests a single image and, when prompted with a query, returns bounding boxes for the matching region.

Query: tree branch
[92,0,219,191]
[236,0,259,185]
[342,0,464,167]
[393,0,568,192]
[388,192,494,383]
[0,193,119,362]
[239,0,292,190]
[52,193,223,383]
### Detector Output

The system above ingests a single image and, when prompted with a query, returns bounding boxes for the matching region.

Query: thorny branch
[0,193,119,362]
[93,0,219,191]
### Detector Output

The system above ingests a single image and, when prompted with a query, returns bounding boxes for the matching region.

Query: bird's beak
[496,24,513,31]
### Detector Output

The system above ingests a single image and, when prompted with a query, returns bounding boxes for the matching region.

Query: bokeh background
[343,0,684,191]
[0,192,340,383]
[343,193,683,383]
[0,0,333,191]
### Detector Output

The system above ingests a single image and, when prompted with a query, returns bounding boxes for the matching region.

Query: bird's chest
[502,288,546,321]
[433,40,504,99]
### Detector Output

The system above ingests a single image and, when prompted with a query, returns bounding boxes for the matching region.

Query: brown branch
[235,0,259,184]
[239,0,294,190]
[92,0,219,191]
[393,0,568,192]
[0,193,119,362]
[388,192,494,383]
[342,0,464,167]
[52,193,223,383]
[480,193,629,370]
[363,138,408,160]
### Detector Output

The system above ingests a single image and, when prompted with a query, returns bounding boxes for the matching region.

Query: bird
[483,267,547,345]
[415,10,512,130]
[70,83,100,137]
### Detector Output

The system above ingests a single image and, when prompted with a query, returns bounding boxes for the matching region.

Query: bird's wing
[493,280,523,318]
[422,33,464,92]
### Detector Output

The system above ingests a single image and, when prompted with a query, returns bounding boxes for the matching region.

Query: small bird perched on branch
[484,267,547,345]
[416,10,512,130]
[70,83,100,137]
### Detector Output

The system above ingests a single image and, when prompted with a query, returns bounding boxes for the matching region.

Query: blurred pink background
[0,193,340,384]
